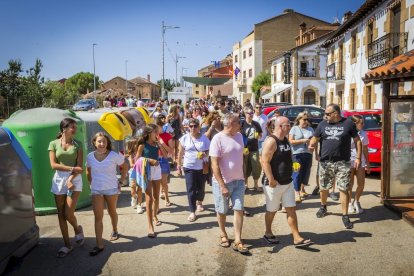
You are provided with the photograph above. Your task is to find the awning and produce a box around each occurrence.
[262,84,292,99]
[183,77,231,86]
[364,49,414,82]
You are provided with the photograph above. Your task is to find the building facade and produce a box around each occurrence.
[267,24,338,106]
[101,76,142,97]
[129,75,161,100]
[232,9,332,103]
[324,0,414,110]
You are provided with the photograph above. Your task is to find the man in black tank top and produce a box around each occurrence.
[261,116,313,248]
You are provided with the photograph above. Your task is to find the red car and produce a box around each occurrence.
[342,110,382,172]
[262,102,292,115]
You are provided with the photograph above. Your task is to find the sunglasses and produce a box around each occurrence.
[189,125,199,128]
[325,111,336,116]
[246,112,254,115]
[255,106,261,109]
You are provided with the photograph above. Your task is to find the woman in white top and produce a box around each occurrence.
[348,115,370,214]
[86,132,127,256]
[177,118,210,222]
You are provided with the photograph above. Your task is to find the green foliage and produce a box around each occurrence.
[251,71,271,100]
[157,78,177,92]
[64,72,100,105]
[44,81,66,108]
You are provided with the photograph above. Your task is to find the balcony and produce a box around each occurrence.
[237,78,247,88]
[368,32,408,69]
[299,69,316,78]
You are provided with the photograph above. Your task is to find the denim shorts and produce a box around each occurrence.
[159,157,170,174]
[91,188,120,196]
[212,179,245,214]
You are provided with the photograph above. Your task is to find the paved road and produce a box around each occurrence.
[4,164,414,276]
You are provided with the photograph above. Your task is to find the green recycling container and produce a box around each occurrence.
[3,108,91,215]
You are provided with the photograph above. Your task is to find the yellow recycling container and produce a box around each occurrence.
[136,107,152,124]
[98,112,132,141]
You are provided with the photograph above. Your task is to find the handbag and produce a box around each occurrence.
[190,135,209,174]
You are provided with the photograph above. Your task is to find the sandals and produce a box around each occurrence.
[187,213,196,222]
[263,234,280,244]
[75,225,84,245]
[196,204,204,212]
[294,239,314,248]
[165,201,172,207]
[109,231,119,241]
[154,220,162,226]
[89,246,104,256]
[232,242,249,254]
[219,234,230,248]
[147,232,157,238]
[56,246,73,258]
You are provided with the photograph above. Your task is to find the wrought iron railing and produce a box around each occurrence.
[299,69,316,77]
[368,32,408,69]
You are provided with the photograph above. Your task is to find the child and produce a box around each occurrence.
[86,132,127,256]
[125,138,144,214]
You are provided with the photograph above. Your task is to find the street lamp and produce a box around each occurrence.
[162,21,180,98]
[175,54,186,86]
[125,60,128,95]
[92,43,97,101]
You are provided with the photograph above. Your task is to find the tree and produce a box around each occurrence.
[251,71,271,100]
[20,59,49,109]
[44,80,66,108]
[0,60,24,117]
[65,72,100,104]
[157,78,177,92]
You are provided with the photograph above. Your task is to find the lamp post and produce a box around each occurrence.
[125,60,128,95]
[175,54,186,86]
[162,21,180,98]
[92,43,97,101]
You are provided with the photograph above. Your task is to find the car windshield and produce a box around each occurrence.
[363,114,382,130]
[78,100,92,104]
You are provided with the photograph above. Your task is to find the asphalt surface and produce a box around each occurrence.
[4,163,414,276]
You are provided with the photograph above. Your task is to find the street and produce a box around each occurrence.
[4,164,414,276]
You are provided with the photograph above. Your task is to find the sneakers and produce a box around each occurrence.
[329,192,339,201]
[342,215,353,229]
[348,202,356,214]
[354,201,364,214]
[316,206,327,218]
[131,197,137,209]
[136,205,144,214]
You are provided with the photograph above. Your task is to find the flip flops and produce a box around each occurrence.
[263,235,280,244]
[109,231,119,241]
[89,246,104,256]
[57,246,73,258]
[294,239,314,248]
[147,233,157,238]
[75,225,84,245]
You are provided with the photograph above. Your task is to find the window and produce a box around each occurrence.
[243,71,246,79]
[195,91,199,94]
[351,33,357,59]
[309,108,323,118]
[365,86,372,109]
[367,22,374,45]
[235,54,238,63]
[304,89,316,105]
[273,65,277,82]
[350,88,355,109]
[337,90,343,109]
[249,47,252,57]
[248,69,252,78]
[243,50,246,59]
[195,84,199,87]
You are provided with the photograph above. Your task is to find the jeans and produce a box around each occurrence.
[292,153,313,192]
[184,168,206,212]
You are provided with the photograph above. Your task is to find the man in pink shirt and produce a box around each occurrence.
[210,113,249,254]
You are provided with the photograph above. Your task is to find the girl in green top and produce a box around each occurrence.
[48,118,84,258]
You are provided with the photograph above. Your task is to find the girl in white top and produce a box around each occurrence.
[86,132,127,256]
[348,115,371,214]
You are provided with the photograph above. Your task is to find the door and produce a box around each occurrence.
[391,5,401,57]
[304,90,316,105]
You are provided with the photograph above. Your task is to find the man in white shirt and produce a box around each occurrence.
[253,103,268,154]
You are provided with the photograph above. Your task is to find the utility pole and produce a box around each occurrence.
[125,60,128,95]
[93,43,97,101]
[162,21,180,98]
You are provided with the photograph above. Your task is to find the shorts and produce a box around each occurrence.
[150,164,162,181]
[91,188,120,196]
[212,179,245,214]
[159,157,170,174]
[258,140,264,154]
[243,151,262,180]
[264,183,295,212]
[350,158,367,168]
[51,170,82,195]
[319,161,351,192]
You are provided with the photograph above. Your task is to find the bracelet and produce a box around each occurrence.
[70,167,74,173]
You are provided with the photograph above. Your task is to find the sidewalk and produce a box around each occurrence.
[4,164,414,275]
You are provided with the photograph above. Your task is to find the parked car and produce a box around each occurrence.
[72,99,99,111]
[262,102,292,115]
[267,105,325,129]
[342,110,382,173]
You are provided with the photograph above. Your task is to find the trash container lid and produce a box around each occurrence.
[4,108,81,128]
[0,127,32,170]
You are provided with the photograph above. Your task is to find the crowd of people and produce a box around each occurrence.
[48,98,371,257]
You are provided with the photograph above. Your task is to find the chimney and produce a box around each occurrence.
[299,22,307,45]
[342,11,353,23]
[147,74,150,82]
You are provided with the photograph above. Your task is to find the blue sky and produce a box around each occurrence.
[0,0,364,83]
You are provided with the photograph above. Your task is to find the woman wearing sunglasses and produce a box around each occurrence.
[289,112,314,203]
[177,118,210,222]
